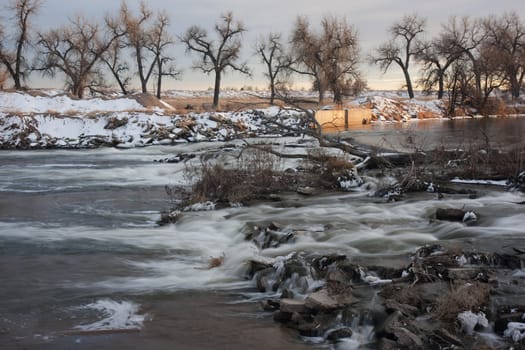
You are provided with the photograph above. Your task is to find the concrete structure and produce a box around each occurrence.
[315,108,372,131]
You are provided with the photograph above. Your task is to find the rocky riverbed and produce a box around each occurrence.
[241,220,525,349]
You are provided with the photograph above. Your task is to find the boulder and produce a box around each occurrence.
[326,327,353,341]
[297,186,315,195]
[435,208,477,223]
[305,288,354,311]
[280,299,308,314]
[435,208,467,221]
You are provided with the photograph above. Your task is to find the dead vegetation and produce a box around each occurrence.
[185,147,286,205]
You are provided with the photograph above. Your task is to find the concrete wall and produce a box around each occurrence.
[315,108,372,130]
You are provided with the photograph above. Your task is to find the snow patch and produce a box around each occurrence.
[0,91,146,114]
[504,322,525,342]
[462,211,477,223]
[457,311,488,335]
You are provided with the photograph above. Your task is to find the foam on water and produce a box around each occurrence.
[74,299,147,331]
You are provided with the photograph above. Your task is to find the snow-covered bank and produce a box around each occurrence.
[0,107,305,149]
[0,91,148,114]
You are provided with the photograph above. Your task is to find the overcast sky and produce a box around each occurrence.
[20,0,525,90]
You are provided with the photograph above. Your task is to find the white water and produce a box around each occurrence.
[1,141,524,348]
[74,299,147,331]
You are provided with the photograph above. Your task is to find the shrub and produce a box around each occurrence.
[185,146,291,205]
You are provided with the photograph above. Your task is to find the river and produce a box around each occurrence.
[340,115,525,152]
[0,120,524,349]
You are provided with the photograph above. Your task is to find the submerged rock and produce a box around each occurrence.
[325,327,353,341]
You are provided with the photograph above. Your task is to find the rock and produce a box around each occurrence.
[447,268,485,281]
[280,299,308,314]
[305,288,354,311]
[290,312,307,325]
[432,328,464,347]
[261,299,280,311]
[435,208,478,223]
[494,308,525,334]
[325,327,353,341]
[378,338,401,350]
[383,299,419,317]
[104,116,128,129]
[256,267,276,292]
[435,208,467,221]
[249,256,274,274]
[395,327,424,348]
[375,310,403,339]
[297,186,315,195]
[273,310,293,323]
[297,323,324,337]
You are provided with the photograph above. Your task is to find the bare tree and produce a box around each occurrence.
[440,17,485,104]
[290,15,361,104]
[147,13,179,99]
[255,33,289,105]
[483,12,525,99]
[119,1,153,94]
[36,15,118,98]
[371,14,425,99]
[0,0,42,90]
[440,16,506,112]
[416,34,461,99]
[181,12,250,108]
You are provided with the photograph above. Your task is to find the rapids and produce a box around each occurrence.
[0,135,524,349]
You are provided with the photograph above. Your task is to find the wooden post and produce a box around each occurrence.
[344,109,349,129]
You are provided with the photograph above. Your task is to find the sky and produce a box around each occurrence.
[6,0,525,91]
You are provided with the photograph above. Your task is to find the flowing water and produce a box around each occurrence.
[340,115,525,152]
[1,120,524,349]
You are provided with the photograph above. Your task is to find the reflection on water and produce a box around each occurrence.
[328,116,525,152]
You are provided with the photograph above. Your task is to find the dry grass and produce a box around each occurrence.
[162,96,274,113]
[184,147,290,205]
[434,282,491,323]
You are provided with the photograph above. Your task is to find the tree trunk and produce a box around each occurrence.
[109,68,128,95]
[156,59,162,100]
[402,67,414,99]
[437,73,444,100]
[2,62,19,90]
[136,47,147,94]
[213,70,221,109]
[13,74,21,90]
[73,81,84,99]
[509,74,520,99]
[333,87,342,104]
[269,77,275,105]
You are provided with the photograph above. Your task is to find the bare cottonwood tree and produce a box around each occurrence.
[119,1,153,94]
[0,0,42,90]
[36,15,118,98]
[147,13,179,99]
[290,15,361,104]
[255,33,289,105]
[440,16,505,112]
[483,12,525,99]
[371,14,426,99]
[416,34,461,99]
[181,12,250,108]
